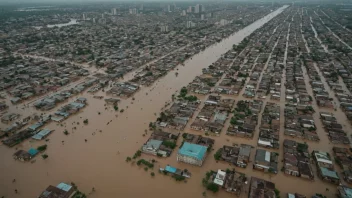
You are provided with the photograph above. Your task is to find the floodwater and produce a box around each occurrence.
[33,19,79,30]
[2,5,349,198]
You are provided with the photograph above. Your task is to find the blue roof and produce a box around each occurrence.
[28,122,43,131]
[56,183,72,192]
[165,165,177,173]
[32,129,52,140]
[28,148,38,156]
[178,142,207,160]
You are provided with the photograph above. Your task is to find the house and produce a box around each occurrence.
[253,149,278,173]
[32,129,53,140]
[218,144,251,168]
[142,139,163,156]
[39,182,75,198]
[287,193,306,198]
[283,140,314,179]
[337,185,352,198]
[223,170,247,196]
[312,150,340,184]
[13,150,32,161]
[248,177,276,198]
[177,142,207,166]
[213,169,226,186]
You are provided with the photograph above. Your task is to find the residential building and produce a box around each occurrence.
[38,182,75,198]
[112,8,117,15]
[248,177,276,198]
[337,185,352,198]
[312,150,340,184]
[177,142,207,166]
[186,21,196,28]
[253,149,278,173]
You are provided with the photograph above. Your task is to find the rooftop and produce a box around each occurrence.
[178,142,207,160]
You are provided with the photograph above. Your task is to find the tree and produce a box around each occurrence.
[37,145,47,152]
[206,183,219,193]
[214,150,222,161]
[114,105,118,111]
[42,154,49,159]
[151,172,155,177]
[83,119,88,124]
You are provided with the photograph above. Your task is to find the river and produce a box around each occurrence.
[3,5,334,198]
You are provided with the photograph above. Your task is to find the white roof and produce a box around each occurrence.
[258,139,272,147]
[265,151,271,162]
[213,169,226,186]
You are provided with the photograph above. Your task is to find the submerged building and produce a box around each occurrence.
[177,142,207,166]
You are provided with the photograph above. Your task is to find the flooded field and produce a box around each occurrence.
[2,5,350,198]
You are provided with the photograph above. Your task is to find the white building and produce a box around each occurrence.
[167,4,171,12]
[182,10,186,16]
[92,18,96,23]
[220,19,230,26]
[82,14,86,21]
[186,21,196,28]
[160,25,169,33]
[195,4,200,13]
[102,13,104,19]
[112,8,117,15]
[129,8,138,14]
[213,170,226,186]
[201,14,205,20]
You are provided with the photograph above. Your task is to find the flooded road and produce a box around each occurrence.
[0,5,323,198]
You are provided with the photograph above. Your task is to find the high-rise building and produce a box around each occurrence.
[83,14,86,20]
[93,18,96,23]
[181,10,186,16]
[220,19,229,26]
[195,4,200,13]
[160,25,169,32]
[201,14,205,20]
[187,6,192,13]
[102,13,104,19]
[167,5,171,12]
[201,4,205,12]
[112,8,117,15]
[140,4,144,11]
[129,8,138,14]
[186,21,196,28]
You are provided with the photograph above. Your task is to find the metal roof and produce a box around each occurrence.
[178,142,207,160]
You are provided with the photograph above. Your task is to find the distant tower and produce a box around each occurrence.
[112,8,117,15]
[83,14,86,20]
[102,13,104,19]
[93,18,96,23]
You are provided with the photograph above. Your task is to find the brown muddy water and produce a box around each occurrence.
[1,5,344,198]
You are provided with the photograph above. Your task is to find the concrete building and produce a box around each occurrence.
[129,8,137,15]
[186,21,196,28]
[82,14,86,21]
[160,25,169,33]
[195,4,204,13]
[201,14,205,20]
[220,19,230,26]
[177,142,207,166]
[182,10,186,16]
[112,8,117,15]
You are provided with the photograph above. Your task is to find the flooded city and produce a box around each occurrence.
[1,1,352,198]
